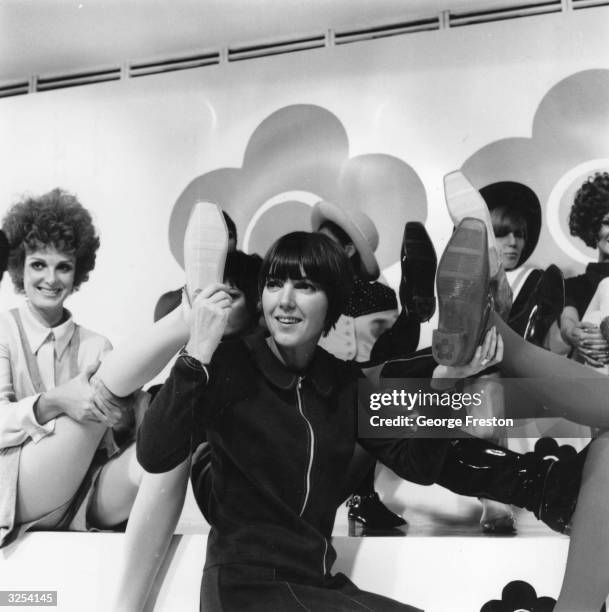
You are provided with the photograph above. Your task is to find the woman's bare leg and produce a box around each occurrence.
[96,306,188,398]
[495,313,609,608]
[112,459,190,612]
[16,416,107,523]
[555,431,609,612]
[15,309,185,523]
[495,314,609,427]
[88,443,144,528]
[102,205,227,610]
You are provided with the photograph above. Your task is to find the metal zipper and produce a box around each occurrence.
[296,377,329,578]
[296,376,315,516]
[322,537,328,576]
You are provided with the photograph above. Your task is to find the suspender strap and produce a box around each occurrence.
[68,326,81,379]
[9,309,81,393]
[10,309,46,394]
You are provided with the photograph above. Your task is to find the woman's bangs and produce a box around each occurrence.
[267,241,329,286]
[493,213,526,238]
[267,250,306,281]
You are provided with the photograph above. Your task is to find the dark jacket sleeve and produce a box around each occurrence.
[358,436,450,485]
[136,352,212,473]
[353,363,451,485]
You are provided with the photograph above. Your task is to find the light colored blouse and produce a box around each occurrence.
[0,302,111,449]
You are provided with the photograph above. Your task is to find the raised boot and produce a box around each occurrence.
[432,218,493,366]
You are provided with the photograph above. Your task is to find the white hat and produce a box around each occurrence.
[311,200,380,281]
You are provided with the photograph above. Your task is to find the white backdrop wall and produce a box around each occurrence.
[0,8,608,349]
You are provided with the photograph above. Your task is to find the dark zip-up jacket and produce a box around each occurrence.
[137,331,449,585]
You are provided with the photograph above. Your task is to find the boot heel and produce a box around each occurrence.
[432,329,466,366]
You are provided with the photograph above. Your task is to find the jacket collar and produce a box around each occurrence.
[20,302,75,358]
[243,330,336,397]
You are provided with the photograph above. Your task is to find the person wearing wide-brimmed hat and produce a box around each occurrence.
[311,200,398,363]
[311,200,407,531]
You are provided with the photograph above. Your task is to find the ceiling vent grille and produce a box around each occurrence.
[335,17,440,45]
[129,52,220,78]
[449,1,562,26]
[228,34,326,62]
[572,0,609,8]
[0,80,29,99]
[36,67,121,92]
[5,1,608,98]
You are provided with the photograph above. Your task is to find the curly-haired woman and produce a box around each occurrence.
[0,188,142,547]
[560,172,609,367]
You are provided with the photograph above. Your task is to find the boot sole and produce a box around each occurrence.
[184,202,229,303]
[433,218,490,366]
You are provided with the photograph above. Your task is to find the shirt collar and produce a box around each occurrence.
[242,330,336,397]
[20,302,75,357]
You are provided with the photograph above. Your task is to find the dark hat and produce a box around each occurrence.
[480,181,542,266]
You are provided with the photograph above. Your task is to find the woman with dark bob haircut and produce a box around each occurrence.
[137,231,502,611]
[0,188,145,548]
[561,172,609,367]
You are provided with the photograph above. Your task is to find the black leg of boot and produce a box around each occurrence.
[400,221,437,323]
[436,437,588,534]
[369,310,420,365]
[508,265,565,345]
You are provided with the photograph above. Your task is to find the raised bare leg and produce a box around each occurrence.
[16,416,107,523]
[106,203,228,611]
[555,431,609,612]
[112,459,190,612]
[88,442,144,528]
[95,203,228,398]
[495,313,609,427]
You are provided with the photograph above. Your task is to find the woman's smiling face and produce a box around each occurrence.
[262,275,328,356]
[23,247,75,324]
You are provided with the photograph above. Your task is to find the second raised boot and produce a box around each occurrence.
[508,264,565,345]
